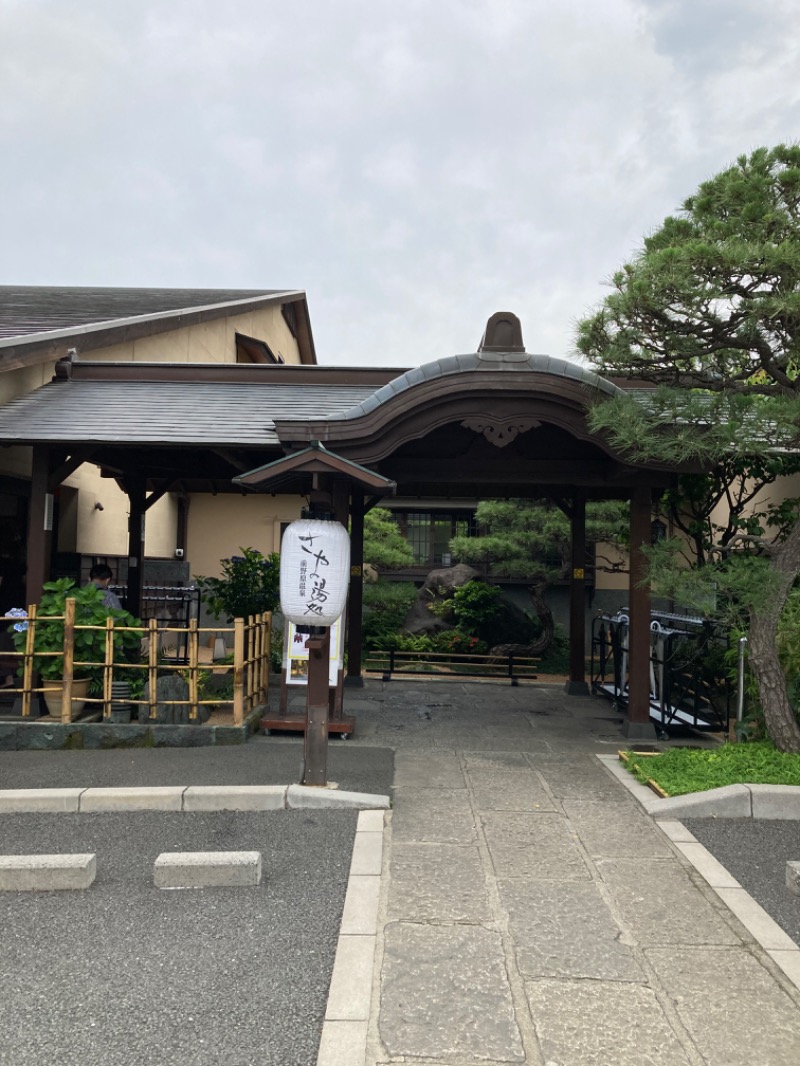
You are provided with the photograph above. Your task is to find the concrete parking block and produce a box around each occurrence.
[80,786,185,812]
[182,785,286,811]
[0,853,95,891]
[787,860,800,896]
[286,784,389,809]
[154,850,261,889]
[316,1020,367,1066]
[0,788,84,813]
[750,784,800,819]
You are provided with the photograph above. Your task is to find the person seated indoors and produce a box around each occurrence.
[88,564,123,611]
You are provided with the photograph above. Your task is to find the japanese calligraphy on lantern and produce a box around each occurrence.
[280,518,350,626]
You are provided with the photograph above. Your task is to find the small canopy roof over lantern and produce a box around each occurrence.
[280,518,350,627]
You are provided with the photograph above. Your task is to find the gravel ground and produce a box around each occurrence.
[0,738,394,797]
[683,818,800,946]
[0,810,360,1066]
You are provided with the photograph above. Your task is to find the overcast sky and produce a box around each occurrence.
[1,0,798,367]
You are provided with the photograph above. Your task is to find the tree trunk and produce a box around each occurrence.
[747,521,800,753]
[527,581,555,657]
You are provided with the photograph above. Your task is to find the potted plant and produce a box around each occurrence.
[9,578,141,719]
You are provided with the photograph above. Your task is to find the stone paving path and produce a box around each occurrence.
[343,679,800,1066]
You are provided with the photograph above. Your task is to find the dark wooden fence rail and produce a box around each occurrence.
[365,648,539,685]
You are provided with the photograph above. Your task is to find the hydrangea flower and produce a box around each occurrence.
[4,607,28,632]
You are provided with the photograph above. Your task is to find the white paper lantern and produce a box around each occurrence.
[280,518,351,626]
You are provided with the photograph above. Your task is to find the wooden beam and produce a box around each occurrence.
[625,485,656,738]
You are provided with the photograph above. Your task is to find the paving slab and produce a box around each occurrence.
[525,978,694,1066]
[499,879,644,982]
[387,842,491,923]
[465,767,555,811]
[599,858,742,945]
[480,810,591,880]
[646,946,800,1065]
[393,749,466,788]
[562,799,674,858]
[390,788,477,844]
[379,923,525,1062]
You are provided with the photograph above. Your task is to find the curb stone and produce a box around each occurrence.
[0,785,390,814]
[317,809,386,1066]
[600,756,800,995]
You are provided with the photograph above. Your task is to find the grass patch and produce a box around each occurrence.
[622,741,800,796]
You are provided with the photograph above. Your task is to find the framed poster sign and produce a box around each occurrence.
[283,617,343,687]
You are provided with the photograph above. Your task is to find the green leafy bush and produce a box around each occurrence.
[362,581,417,650]
[428,630,488,655]
[197,547,280,621]
[10,578,141,682]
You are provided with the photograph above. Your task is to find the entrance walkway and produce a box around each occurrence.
[340,678,800,1066]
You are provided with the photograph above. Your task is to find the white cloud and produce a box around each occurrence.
[0,0,798,365]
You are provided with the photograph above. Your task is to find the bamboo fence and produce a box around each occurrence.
[2,600,272,725]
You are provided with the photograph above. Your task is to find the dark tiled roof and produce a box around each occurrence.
[0,286,289,340]
[0,379,376,446]
[326,351,620,421]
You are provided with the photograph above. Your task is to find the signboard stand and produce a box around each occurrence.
[261,617,355,739]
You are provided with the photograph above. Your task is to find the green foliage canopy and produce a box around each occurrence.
[362,508,414,571]
[450,498,628,581]
[197,547,280,621]
[576,145,800,752]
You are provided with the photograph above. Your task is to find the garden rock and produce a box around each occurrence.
[139,674,210,725]
[404,564,480,635]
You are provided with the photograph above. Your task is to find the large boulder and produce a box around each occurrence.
[403,563,481,635]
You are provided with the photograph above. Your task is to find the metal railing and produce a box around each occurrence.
[590,609,731,732]
[1,600,271,725]
[365,648,539,685]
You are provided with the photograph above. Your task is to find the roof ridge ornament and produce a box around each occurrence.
[478,311,525,354]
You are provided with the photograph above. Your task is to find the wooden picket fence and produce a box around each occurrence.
[3,599,272,725]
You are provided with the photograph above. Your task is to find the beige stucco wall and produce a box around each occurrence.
[186,493,303,579]
[82,305,302,364]
[593,542,629,590]
[61,464,178,557]
[0,301,304,566]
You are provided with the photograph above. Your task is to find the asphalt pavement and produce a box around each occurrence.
[0,809,359,1066]
[684,818,800,945]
